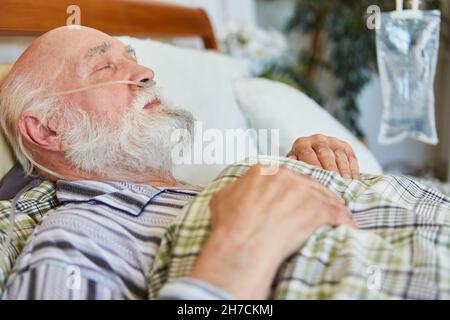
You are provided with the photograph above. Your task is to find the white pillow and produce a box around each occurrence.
[234,78,383,175]
[117,37,257,186]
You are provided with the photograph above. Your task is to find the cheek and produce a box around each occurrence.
[81,88,132,123]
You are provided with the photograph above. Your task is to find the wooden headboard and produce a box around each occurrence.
[0,0,217,49]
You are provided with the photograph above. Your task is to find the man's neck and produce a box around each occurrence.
[41,163,188,188]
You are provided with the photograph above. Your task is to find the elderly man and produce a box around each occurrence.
[0,26,358,299]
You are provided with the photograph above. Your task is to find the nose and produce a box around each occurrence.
[130,66,155,90]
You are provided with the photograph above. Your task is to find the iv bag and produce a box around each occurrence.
[376,10,441,145]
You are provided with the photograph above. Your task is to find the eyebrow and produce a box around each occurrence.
[125,45,137,61]
[79,42,137,78]
[85,41,112,60]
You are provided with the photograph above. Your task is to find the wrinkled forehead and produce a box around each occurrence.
[57,34,127,79]
[17,27,130,89]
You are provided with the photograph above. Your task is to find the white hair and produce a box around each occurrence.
[0,70,58,176]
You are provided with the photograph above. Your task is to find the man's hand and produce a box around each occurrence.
[287,134,360,179]
[189,164,357,299]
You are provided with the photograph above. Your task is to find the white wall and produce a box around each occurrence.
[159,0,257,32]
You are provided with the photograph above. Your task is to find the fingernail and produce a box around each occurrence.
[343,174,351,179]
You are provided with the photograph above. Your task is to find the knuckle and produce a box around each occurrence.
[312,134,326,141]
[329,210,339,225]
[329,137,340,145]
[322,208,336,225]
[313,141,328,149]
[317,147,330,156]
[348,154,358,163]
[294,137,309,148]
[341,169,351,176]
[210,191,221,205]
[345,145,357,156]
[298,148,315,158]
[252,163,264,170]
[335,148,346,156]
[276,167,292,178]
[249,163,264,174]
[342,142,352,149]
[336,205,347,215]
[337,207,350,220]
[244,165,266,182]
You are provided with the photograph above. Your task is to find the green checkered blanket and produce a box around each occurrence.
[0,181,58,293]
[148,156,450,299]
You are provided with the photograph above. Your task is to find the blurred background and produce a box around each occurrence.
[0,0,448,180]
[161,0,450,180]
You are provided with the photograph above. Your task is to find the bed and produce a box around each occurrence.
[0,0,217,49]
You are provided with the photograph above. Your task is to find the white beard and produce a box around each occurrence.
[58,87,194,177]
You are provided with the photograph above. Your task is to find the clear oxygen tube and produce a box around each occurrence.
[32,78,157,180]
[1,79,156,259]
[44,79,156,98]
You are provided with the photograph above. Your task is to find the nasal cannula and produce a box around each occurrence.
[1,79,157,258]
[44,79,156,98]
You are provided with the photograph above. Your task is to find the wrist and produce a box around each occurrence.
[189,229,283,299]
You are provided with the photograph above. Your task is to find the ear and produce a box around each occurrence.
[18,113,63,152]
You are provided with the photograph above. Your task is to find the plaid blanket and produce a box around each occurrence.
[148,156,450,299]
[0,181,58,294]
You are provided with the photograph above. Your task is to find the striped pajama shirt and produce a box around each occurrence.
[2,179,231,300]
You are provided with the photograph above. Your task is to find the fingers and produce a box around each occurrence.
[312,143,339,173]
[245,165,288,206]
[248,164,347,208]
[340,143,360,179]
[289,135,361,180]
[335,149,351,179]
[301,176,345,205]
[259,164,346,205]
[311,192,345,208]
[285,171,346,206]
[288,147,322,168]
[314,139,360,180]
[348,153,360,180]
[322,203,358,229]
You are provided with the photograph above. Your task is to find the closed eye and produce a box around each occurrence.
[96,64,112,72]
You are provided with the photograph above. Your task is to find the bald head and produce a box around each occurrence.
[11,26,137,94]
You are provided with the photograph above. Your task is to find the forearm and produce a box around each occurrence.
[188,229,282,299]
